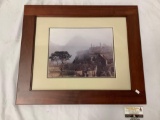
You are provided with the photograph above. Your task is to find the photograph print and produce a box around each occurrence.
[48,28,116,78]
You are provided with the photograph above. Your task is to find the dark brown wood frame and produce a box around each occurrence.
[16,5,146,104]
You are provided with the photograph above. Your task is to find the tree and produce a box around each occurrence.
[49,51,71,64]
[49,51,72,76]
[49,54,59,65]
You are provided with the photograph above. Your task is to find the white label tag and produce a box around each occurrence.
[125,107,143,118]
[135,89,140,94]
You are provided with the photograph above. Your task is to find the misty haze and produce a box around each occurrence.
[48,28,116,78]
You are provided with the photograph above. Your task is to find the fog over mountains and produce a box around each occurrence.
[49,36,113,62]
[49,28,114,62]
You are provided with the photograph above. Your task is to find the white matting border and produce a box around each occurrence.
[32,17,131,90]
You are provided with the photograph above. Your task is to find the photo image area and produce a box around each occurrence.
[48,28,116,78]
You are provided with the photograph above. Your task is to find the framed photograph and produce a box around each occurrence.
[16,5,146,104]
[48,27,116,78]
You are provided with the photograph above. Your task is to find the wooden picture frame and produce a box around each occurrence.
[16,5,146,104]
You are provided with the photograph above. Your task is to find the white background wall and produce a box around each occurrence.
[0,0,160,120]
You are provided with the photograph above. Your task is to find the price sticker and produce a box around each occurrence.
[125,107,143,119]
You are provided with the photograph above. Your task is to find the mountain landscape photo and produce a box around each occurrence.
[48,28,116,78]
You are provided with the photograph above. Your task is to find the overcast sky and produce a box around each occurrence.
[49,28,113,62]
[50,28,113,46]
